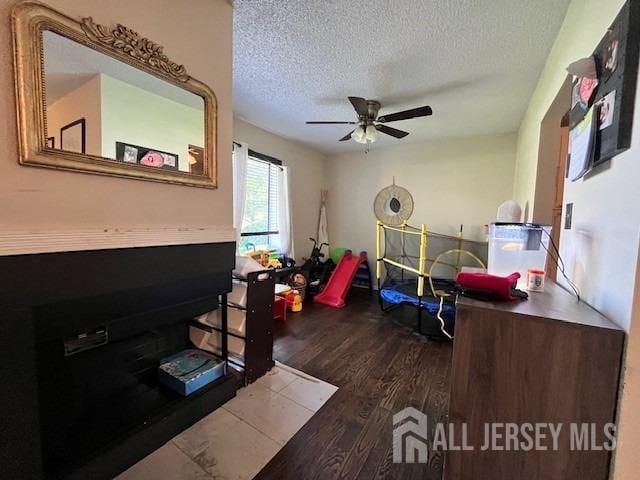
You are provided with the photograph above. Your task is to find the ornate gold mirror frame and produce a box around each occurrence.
[11,1,217,188]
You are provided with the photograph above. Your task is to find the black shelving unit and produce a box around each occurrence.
[191,269,275,385]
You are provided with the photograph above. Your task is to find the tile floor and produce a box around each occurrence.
[116,362,338,480]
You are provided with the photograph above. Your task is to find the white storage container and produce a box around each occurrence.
[228,281,248,308]
[488,223,552,289]
[194,307,246,336]
[189,325,245,358]
[233,256,264,279]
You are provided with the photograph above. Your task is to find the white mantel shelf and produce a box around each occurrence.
[0,226,236,256]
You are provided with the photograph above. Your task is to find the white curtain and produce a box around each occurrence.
[276,166,294,258]
[232,141,249,252]
[317,190,329,257]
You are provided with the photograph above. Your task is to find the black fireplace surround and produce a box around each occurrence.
[0,242,238,479]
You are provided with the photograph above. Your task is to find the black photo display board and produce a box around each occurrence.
[570,0,640,168]
[115,141,179,171]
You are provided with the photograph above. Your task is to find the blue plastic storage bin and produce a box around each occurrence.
[158,349,225,396]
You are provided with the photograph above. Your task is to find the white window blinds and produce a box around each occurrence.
[239,156,282,253]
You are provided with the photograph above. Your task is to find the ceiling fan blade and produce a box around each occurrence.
[348,96,369,117]
[377,105,433,123]
[306,121,356,124]
[339,131,354,141]
[375,124,409,139]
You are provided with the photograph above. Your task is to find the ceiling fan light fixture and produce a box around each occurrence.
[365,124,377,143]
[351,125,367,143]
[306,97,431,143]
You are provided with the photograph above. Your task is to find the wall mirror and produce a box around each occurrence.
[12,1,217,188]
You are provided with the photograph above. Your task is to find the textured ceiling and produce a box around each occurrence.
[233,0,570,154]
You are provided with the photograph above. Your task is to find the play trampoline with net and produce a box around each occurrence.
[375,222,488,339]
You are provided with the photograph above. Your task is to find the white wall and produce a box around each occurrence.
[47,74,102,156]
[233,118,327,261]
[559,117,640,332]
[512,0,639,332]
[513,0,626,211]
[325,133,517,274]
[100,74,204,171]
[615,243,640,479]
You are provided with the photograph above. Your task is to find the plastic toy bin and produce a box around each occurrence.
[488,223,552,289]
[158,349,225,396]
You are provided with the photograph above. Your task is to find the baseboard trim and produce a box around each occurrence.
[0,226,236,256]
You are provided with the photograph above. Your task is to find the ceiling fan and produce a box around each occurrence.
[306,96,433,144]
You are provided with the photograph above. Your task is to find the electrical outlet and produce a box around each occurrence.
[564,203,573,230]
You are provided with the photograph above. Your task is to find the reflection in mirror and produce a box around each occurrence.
[42,30,205,174]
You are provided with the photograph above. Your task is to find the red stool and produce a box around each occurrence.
[273,295,287,321]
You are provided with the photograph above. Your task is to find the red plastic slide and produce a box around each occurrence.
[314,250,367,308]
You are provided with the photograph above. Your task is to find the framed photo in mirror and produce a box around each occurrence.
[115,142,179,171]
[60,118,86,154]
[188,145,205,175]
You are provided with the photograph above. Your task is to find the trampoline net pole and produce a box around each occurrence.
[376,221,382,281]
[401,221,406,282]
[417,224,427,298]
[376,221,383,308]
[456,224,463,274]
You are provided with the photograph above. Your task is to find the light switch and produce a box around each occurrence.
[564,203,573,230]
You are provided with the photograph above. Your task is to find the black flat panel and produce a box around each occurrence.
[0,242,235,308]
[0,308,43,479]
[33,276,227,343]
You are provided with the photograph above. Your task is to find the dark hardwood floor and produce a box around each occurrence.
[256,289,452,480]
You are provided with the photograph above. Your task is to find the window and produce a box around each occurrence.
[239,153,282,253]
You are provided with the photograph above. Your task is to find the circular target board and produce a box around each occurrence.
[373,184,414,225]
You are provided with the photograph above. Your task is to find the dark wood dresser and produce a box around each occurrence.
[446,281,625,480]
